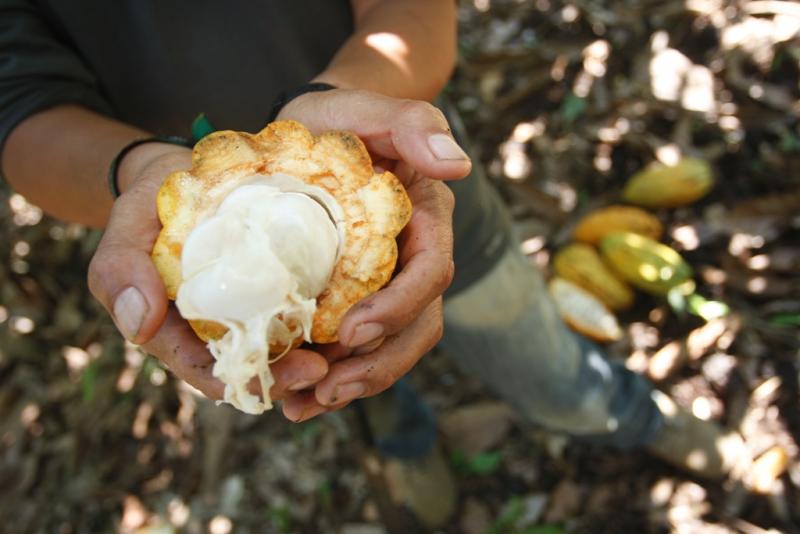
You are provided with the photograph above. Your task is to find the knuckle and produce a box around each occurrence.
[431,315,444,345]
[426,179,456,214]
[86,257,101,298]
[399,100,440,124]
[374,368,400,395]
[433,254,455,292]
[443,260,456,289]
[87,250,114,302]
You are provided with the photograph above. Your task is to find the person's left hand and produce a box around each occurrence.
[271,88,470,421]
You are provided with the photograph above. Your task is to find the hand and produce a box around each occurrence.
[275,89,467,421]
[87,145,331,402]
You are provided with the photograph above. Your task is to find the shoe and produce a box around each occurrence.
[360,380,457,529]
[646,390,749,479]
[382,444,457,529]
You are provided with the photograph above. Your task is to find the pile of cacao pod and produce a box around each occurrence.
[548,157,714,342]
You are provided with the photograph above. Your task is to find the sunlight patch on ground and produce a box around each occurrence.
[167,497,190,528]
[671,224,700,251]
[691,397,713,420]
[9,315,34,334]
[729,232,766,256]
[8,193,42,226]
[209,515,233,534]
[121,495,149,532]
[117,344,145,392]
[473,0,490,12]
[649,31,716,115]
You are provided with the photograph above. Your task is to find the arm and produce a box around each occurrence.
[0,0,187,228]
[2,105,187,228]
[314,0,458,101]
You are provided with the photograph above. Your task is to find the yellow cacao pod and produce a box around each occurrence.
[600,232,693,295]
[573,205,663,244]
[548,277,623,343]
[553,243,634,311]
[622,158,713,208]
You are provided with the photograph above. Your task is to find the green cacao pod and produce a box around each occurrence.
[600,232,692,295]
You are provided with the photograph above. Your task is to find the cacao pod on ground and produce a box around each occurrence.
[600,231,693,295]
[548,277,623,343]
[622,157,713,208]
[573,205,663,244]
[553,243,634,311]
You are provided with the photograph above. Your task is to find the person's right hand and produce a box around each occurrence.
[86,145,333,402]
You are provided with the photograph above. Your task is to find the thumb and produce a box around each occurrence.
[88,185,168,345]
[279,89,472,181]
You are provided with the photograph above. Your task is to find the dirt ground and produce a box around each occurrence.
[1,1,799,533]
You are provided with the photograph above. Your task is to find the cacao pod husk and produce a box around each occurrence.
[548,277,623,343]
[600,232,693,295]
[622,158,713,208]
[573,205,663,244]
[553,243,634,310]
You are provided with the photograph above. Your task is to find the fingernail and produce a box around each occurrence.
[292,405,327,423]
[329,382,367,405]
[113,287,148,341]
[282,399,303,421]
[348,322,384,348]
[428,133,469,161]
[353,336,385,356]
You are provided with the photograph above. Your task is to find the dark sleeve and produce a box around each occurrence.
[0,0,112,155]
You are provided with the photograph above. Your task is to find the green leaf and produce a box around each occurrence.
[779,130,800,153]
[667,286,687,317]
[768,313,800,327]
[489,496,524,534]
[81,360,98,403]
[191,113,216,142]
[686,294,730,321]
[267,506,292,533]
[470,451,503,474]
[451,450,504,476]
[318,479,333,510]
[291,420,321,444]
[560,93,586,124]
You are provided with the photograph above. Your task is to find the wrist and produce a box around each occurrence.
[116,142,192,194]
[271,82,338,123]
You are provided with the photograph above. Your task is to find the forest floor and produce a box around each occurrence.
[1,0,799,532]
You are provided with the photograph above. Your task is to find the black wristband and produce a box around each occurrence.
[267,82,337,123]
[108,135,193,198]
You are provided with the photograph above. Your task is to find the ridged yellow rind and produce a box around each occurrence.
[152,120,412,347]
[553,243,635,311]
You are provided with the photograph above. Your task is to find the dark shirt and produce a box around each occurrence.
[0,0,509,294]
[0,0,353,146]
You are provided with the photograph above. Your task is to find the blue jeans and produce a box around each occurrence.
[366,100,663,458]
